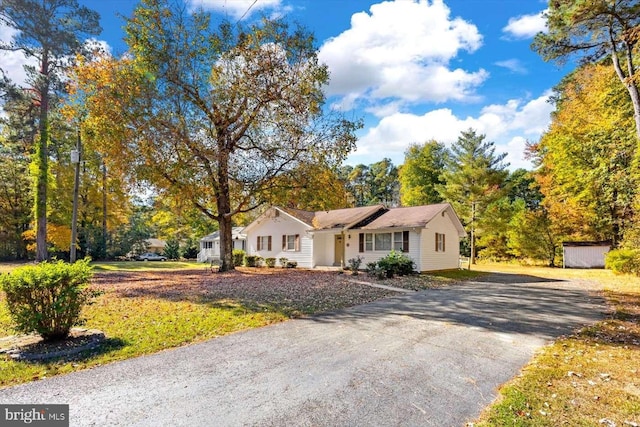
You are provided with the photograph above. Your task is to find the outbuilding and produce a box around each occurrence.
[562,241,611,269]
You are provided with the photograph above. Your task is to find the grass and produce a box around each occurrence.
[473,263,640,427]
[91,260,203,272]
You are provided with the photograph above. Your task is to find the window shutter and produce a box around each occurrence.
[282,235,286,250]
[442,234,445,252]
[435,233,438,252]
[403,231,409,252]
[257,236,261,251]
[268,236,272,251]
[359,233,364,253]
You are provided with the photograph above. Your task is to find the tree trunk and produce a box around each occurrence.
[610,36,640,140]
[216,146,235,272]
[101,158,107,258]
[35,49,50,262]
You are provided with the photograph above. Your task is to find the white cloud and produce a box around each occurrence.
[495,59,528,74]
[187,0,283,20]
[0,22,31,87]
[503,9,548,39]
[319,0,486,107]
[348,91,555,170]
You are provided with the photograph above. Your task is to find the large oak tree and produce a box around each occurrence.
[72,0,359,271]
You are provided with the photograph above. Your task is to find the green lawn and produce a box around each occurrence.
[473,263,640,426]
[91,260,204,272]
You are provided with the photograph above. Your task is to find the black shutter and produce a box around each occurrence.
[403,231,409,252]
[359,233,364,253]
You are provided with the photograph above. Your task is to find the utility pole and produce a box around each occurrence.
[70,128,81,263]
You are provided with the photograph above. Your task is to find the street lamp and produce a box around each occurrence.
[70,128,81,263]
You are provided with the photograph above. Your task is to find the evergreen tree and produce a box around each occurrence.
[437,129,509,264]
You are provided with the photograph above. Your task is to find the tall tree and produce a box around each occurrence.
[532,62,637,246]
[437,129,509,264]
[0,0,101,261]
[72,0,359,271]
[399,140,447,206]
[532,0,640,140]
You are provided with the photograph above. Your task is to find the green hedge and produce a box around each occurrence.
[0,259,100,341]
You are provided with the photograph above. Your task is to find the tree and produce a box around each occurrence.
[367,158,399,206]
[399,141,447,206]
[532,0,640,140]
[437,129,509,264]
[0,0,101,261]
[532,62,637,246]
[507,201,559,266]
[72,0,359,271]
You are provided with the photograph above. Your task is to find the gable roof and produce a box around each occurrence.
[358,204,466,237]
[242,203,465,236]
[311,205,385,230]
[201,227,246,241]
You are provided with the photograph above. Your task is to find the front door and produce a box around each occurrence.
[334,234,344,266]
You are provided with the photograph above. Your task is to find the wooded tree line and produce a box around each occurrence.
[0,0,639,268]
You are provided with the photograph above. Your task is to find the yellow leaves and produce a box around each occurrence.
[22,223,72,252]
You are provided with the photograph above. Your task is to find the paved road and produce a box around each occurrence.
[0,273,606,426]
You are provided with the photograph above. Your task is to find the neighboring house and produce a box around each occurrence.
[562,241,611,269]
[242,203,466,272]
[146,238,166,254]
[198,227,247,262]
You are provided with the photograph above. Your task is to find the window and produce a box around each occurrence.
[203,241,213,249]
[435,233,446,252]
[359,232,408,252]
[365,233,373,251]
[394,231,409,252]
[282,234,300,251]
[257,235,272,251]
[375,233,392,251]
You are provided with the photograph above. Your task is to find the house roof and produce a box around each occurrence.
[242,203,465,236]
[201,227,246,241]
[146,238,166,248]
[358,204,467,237]
[311,205,385,230]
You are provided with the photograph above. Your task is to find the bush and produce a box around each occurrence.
[286,261,297,268]
[232,250,246,267]
[0,259,100,341]
[265,258,276,268]
[278,257,288,267]
[244,255,259,267]
[605,248,640,275]
[347,256,364,275]
[367,250,415,279]
[181,238,199,259]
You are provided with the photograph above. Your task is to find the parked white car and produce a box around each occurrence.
[135,252,167,261]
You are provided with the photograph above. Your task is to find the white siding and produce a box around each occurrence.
[419,212,461,271]
[345,229,421,270]
[563,246,609,268]
[245,215,313,268]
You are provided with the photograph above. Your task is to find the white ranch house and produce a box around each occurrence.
[198,227,247,262]
[206,203,465,272]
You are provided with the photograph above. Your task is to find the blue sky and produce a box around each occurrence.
[1,0,570,170]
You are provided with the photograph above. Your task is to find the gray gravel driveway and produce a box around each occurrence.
[0,273,606,426]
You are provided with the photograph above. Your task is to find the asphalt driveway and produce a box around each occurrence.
[0,273,606,426]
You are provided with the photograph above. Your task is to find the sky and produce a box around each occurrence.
[0,0,571,171]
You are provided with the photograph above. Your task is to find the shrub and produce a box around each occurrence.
[0,259,100,341]
[181,238,199,259]
[278,257,288,267]
[232,250,246,267]
[286,261,297,268]
[265,258,276,268]
[244,255,259,267]
[368,250,415,279]
[347,256,364,275]
[605,248,640,275]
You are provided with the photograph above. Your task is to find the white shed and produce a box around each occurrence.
[562,241,611,269]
